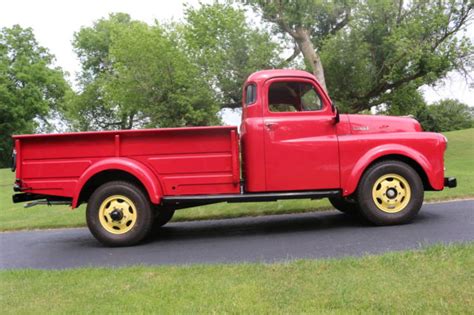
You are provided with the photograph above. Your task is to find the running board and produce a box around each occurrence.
[162,190,340,207]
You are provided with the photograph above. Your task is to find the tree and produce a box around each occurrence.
[106,22,220,127]
[0,25,68,167]
[68,13,219,130]
[181,3,282,109]
[243,0,473,113]
[68,13,142,130]
[379,84,427,116]
[415,99,473,132]
[242,0,353,91]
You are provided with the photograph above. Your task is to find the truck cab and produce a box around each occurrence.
[240,69,453,194]
[241,70,339,193]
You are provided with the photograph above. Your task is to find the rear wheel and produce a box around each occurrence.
[357,160,423,225]
[328,196,359,215]
[86,181,154,246]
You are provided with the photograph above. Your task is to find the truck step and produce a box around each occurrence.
[162,190,340,208]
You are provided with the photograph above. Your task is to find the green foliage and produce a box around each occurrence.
[182,3,282,108]
[379,84,427,116]
[415,99,473,132]
[0,25,68,167]
[74,13,132,84]
[241,0,353,90]
[68,14,219,130]
[243,0,473,113]
[242,0,353,48]
[106,21,220,127]
[65,14,135,130]
[322,0,473,112]
[67,5,284,128]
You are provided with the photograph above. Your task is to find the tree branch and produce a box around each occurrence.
[330,8,351,34]
[352,70,427,111]
[352,3,473,112]
[277,43,301,68]
[396,0,404,25]
[431,5,472,51]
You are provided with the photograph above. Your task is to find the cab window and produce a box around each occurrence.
[245,84,257,105]
[268,81,323,112]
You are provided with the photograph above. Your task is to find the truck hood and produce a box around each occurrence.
[344,114,422,134]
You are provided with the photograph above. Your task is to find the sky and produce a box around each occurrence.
[1,0,472,126]
[0,0,205,83]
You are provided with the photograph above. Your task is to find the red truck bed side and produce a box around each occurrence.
[13,126,240,206]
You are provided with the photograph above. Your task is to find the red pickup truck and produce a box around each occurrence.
[12,69,456,246]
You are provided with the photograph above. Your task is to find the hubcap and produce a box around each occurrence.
[386,188,397,199]
[110,209,123,221]
[98,195,137,234]
[372,173,411,213]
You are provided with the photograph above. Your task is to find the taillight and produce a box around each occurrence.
[11,149,16,172]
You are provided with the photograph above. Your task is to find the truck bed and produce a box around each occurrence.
[13,126,241,201]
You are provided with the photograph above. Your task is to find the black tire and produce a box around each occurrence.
[356,160,423,225]
[328,196,359,215]
[86,181,154,247]
[153,207,175,228]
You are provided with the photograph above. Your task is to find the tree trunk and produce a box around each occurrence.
[293,27,327,92]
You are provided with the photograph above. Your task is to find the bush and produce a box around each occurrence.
[415,99,473,132]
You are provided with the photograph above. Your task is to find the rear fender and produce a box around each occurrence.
[343,144,437,196]
[72,158,163,208]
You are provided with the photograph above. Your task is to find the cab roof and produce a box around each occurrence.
[246,69,317,83]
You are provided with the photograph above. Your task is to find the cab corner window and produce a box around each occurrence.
[268,81,323,113]
[245,84,257,106]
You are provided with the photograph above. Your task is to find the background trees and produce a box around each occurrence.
[0,25,68,167]
[182,3,282,109]
[0,1,473,167]
[415,99,473,132]
[67,13,136,131]
[69,13,221,130]
[241,0,354,91]
[67,4,281,130]
[243,0,473,113]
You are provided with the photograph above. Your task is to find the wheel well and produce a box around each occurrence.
[78,170,149,206]
[365,154,433,190]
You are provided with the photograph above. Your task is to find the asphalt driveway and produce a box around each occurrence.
[1,200,473,269]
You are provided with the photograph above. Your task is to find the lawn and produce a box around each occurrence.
[1,243,473,313]
[1,128,472,231]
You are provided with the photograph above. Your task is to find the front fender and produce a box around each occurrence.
[72,157,163,208]
[342,144,437,196]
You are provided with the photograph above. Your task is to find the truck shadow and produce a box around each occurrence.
[144,210,436,244]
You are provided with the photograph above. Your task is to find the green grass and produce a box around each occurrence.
[425,128,474,200]
[1,128,472,231]
[1,243,473,313]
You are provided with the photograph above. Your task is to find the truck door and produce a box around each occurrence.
[263,77,340,191]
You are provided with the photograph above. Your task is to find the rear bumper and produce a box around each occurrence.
[12,193,45,203]
[444,177,457,188]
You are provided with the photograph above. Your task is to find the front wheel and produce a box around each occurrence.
[356,160,424,225]
[86,181,154,247]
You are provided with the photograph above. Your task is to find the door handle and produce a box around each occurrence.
[265,122,277,130]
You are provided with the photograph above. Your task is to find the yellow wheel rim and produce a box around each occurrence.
[98,195,137,235]
[372,173,411,213]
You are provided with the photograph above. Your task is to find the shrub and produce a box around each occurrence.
[415,99,473,132]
